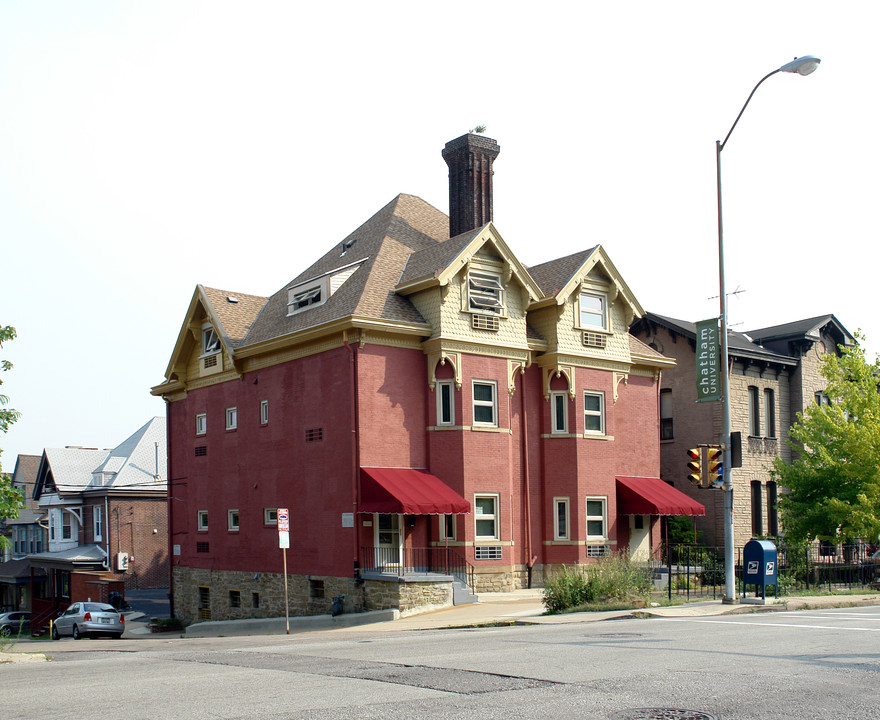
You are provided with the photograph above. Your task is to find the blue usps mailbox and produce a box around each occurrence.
[743,539,778,600]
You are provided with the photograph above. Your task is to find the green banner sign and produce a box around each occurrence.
[695,318,721,403]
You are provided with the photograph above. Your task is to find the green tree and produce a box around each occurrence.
[771,332,880,543]
[1,324,24,522]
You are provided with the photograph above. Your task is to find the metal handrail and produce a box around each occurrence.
[360,546,475,593]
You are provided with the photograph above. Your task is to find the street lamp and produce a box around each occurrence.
[716,55,821,603]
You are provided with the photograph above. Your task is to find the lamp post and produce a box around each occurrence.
[716,55,820,603]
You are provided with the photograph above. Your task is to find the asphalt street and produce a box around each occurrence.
[3,605,878,720]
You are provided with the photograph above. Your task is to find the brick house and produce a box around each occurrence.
[152,133,703,625]
[630,313,854,548]
[27,418,168,627]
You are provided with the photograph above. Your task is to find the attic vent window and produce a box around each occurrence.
[203,354,218,368]
[582,332,606,348]
[195,445,207,457]
[287,280,327,316]
[472,315,499,332]
[468,272,504,315]
[203,327,221,355]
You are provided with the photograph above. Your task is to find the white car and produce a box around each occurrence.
[52,602,125,640]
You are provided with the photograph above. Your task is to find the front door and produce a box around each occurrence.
[628,514,651,561]
[375,514,402,568]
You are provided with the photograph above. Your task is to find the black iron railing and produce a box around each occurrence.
[652,541,879,599]
[360,546,475,593]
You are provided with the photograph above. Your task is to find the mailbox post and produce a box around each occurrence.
[742,539,778,602]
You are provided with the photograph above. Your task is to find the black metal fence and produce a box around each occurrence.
[359,546,475,592]
[654,542,880,599]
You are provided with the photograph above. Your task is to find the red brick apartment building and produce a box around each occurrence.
[152,133,703,624]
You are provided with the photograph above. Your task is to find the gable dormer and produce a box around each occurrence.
[397,223,542,347]
[151,285,267,398]
[527,245,644,363]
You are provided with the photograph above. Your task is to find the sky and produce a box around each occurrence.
[2,1,878,464]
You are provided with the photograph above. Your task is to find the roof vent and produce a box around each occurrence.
[227,296,239,304]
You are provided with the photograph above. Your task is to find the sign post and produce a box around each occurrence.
[278,508,290,634]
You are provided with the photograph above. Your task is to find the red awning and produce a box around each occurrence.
[616,476,705,516]
[359,467,471,515]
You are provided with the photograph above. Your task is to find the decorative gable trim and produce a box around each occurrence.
[547,245,643,326]
[398,223,542,304]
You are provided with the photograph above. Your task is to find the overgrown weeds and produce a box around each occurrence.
[543,554,653,614]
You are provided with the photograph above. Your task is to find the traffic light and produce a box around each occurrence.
[706,446,723,487]
[687,447,703,486]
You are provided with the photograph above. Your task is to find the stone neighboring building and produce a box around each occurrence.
[630,313,854,548]
[152,133,704,626]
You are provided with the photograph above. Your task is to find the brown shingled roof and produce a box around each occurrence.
[527,247,598,298]
[201,286,268,348]
[242,194,448,347]
[398,226,484,286]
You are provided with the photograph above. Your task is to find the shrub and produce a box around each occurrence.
[543,554,653,613]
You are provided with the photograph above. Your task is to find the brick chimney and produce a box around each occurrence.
[442,133,500,238]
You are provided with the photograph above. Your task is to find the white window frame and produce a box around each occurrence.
[50,509,57,541]
[197,510,208,531]
[474,493,500,540]
[202,325,221,355]
[550,391,568,434]
[228,509,240,532]
[553,497,570,541]
[578,291,608,331]
[196,413,207,436]
[440,514,457,541]
[467,271,504,315]
[436,380,455,426]
[585,496,607,541]
[472,380,498,427]
[584,391,605,435]
[93,506,103,542]
[264,508,278,525]
[61,510,73,540]
[287,279,328,315]
[260,400,269,425]
[226,407,238,430]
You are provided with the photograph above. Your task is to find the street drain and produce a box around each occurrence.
[612,710,716,720]
[595,632,645,638]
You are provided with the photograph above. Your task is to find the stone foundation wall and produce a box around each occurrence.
[172,567,457,625]
[471,565,532,593]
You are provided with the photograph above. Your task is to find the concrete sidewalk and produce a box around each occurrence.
[176,589,880,637]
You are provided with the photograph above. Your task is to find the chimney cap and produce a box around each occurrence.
[442,133,500,159]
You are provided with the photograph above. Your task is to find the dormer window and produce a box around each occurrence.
[468,272,504,315]
[202,326,221,355]
[292,286,322,309]
[579,292,607,331]
[287,280,328,316]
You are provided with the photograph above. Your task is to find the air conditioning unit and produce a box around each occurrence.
[582,332,606,349]
[472,315,499,332]
[116,552,129,571]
